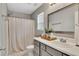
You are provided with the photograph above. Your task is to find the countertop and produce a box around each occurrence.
[33,37,79,56]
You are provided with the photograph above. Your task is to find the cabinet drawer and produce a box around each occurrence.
[41,43,45,50]
[46,46,62,56]
[41,49,50,56]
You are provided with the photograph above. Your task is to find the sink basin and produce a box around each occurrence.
[57,36,76,46]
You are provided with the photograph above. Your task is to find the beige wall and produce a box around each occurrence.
[0,3,7,16]
[0,3,7,53]
[31,3,49,35]
[31,3,72,35]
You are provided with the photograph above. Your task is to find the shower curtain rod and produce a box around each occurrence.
[8,16,27,19]
[1,15,23,18]
[1,15,33,20]
[8,16,33,20]
[1,15,22,21]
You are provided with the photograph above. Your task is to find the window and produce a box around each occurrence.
[37,12,44,31]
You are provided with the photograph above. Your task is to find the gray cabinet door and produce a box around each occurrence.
[46,46,62,56]
[41,49,50,56]
[34,46,39,56]
[41,43,45,50]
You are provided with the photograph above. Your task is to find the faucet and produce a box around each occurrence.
[60,38,66,43]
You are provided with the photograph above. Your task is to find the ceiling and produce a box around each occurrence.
[7,3,43,14]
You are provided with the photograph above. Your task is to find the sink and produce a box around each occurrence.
[57,36,76,46]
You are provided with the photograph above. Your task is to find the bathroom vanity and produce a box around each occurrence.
[33,37,79,56]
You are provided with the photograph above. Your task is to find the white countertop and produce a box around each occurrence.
[34,37,79,56]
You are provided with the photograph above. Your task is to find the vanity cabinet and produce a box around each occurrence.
[33,40,39,56]
[46,46,62,56]
[41,49,50,56]
[33,46,39,56]
[34,40,69,56]
[40,43,46,50]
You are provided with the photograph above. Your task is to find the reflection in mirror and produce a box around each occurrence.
[48,5,75,38]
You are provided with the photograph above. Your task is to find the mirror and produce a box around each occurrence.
[48,5,75,38]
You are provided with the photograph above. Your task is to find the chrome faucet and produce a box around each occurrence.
[60,38,66,43]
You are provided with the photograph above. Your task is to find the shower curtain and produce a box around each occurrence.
[7,17,35,55]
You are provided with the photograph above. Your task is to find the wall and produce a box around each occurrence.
[0,3,7,16]
[0,3,8,55]
[31,3,72,35]
[32,3,78,37]
[31,3,49,35]
[8,11,31,19]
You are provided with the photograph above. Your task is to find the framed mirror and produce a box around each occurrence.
[48,5,75,38]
